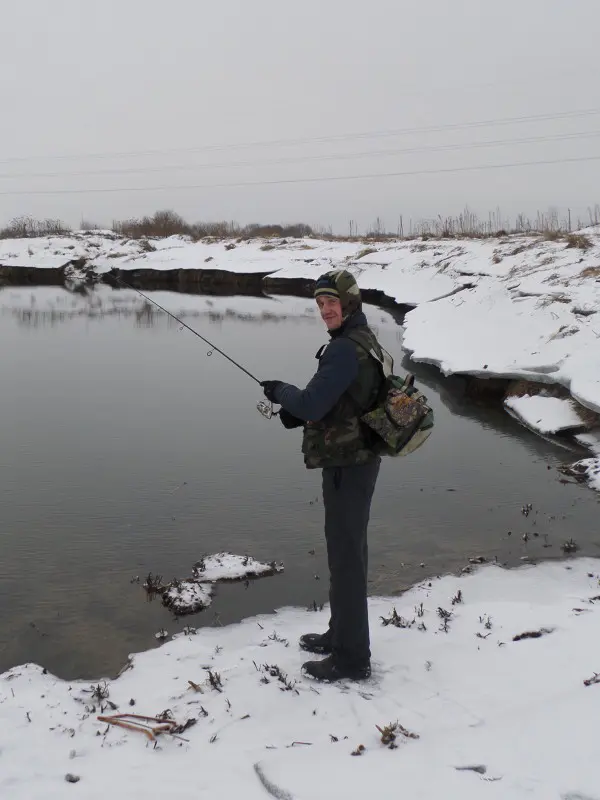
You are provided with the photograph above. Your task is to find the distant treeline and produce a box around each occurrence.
[1,205,599,241]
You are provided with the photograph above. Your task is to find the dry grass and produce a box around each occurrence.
[580,266,600,278]
[565,233,592,250]
[407,205,597,239]
[376,721,419,747]
[535,294,572,309]
[504,380,571,405]
[575,403,600,429]
[548,324,580,340]
[543,230,563,242]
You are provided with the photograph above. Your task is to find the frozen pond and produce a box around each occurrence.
[1,286,598,678]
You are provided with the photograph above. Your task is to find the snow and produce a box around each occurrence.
[353,259,470,305]
[161,581,213,615]
[143,554,285,614]
[0,233,357,275]
[402,279,594,382]
[566,434,600,491]
[576,432,600,453]
[567,458,600,491]
[504,394,586,434]
[0,233,134,269]
[398,232,600,420]
[570,368,600,417]
[2,558,600,799]
[193,553,285,582]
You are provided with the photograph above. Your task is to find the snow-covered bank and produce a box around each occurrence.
[504,394,589,435]
[1,228,598,389]
[2,227,599,481]
[401,279,600,414]
[565,433,600,493]
[2,558,600,799]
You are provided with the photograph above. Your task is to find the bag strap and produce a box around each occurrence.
[346,331,394,378]
[347,331,418,393]
[342,331,387,420]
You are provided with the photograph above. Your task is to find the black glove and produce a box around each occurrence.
[260,380,282,403]
[279,408,304,430]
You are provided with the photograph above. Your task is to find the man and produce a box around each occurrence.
[261,269,384,682]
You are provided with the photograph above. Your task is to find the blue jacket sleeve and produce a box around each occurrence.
[273,338,359,422]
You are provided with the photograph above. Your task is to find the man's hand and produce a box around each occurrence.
[260,380,282,403]
[279,408,304,429]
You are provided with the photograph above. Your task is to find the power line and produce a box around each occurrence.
[1,154,599,196]
[2,129,600,180]
[2,107,600,165]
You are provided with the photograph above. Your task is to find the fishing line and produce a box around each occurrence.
[112,274,259,382]
[110,274,275,418]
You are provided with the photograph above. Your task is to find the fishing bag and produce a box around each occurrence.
[347,333,434,457]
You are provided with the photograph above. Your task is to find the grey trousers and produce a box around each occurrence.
[322,458,381,665]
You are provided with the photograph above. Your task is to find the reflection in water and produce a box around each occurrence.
[6,305,320,328]
[1,286,599,680]
[1,285,318,329]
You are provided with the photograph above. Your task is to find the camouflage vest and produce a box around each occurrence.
[302,326,383,469]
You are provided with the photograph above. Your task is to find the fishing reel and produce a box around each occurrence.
[257,400,278,420]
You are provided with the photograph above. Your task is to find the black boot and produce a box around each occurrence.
[302,654,371,682]
[299,630,333,655]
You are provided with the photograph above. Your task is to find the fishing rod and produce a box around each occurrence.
[110,273,276,419]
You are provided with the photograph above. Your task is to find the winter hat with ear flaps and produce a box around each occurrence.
[313,269,362,318]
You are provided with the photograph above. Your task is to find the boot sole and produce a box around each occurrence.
[301,667,372,683]
[299,642,332,655]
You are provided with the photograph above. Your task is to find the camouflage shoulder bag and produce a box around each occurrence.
[347,332,434,457]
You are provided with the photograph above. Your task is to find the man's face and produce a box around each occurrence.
[317,295,343,330]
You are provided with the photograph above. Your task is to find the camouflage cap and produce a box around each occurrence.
[313,269,362,318]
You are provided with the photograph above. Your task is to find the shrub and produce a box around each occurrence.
[242,223,313,238]
[110,214,315,241]
[0,215,71,239]
[112,210,192,239]
[191,221,237,239]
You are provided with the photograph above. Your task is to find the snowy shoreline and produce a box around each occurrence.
[1,228,598,402]
[2,557,600,799]
[2,228,599,488]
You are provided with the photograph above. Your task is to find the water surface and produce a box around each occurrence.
[1,286,598,679]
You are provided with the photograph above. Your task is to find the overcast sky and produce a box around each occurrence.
[1,0,599,233]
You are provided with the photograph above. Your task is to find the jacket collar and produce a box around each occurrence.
[329,309,367,339]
